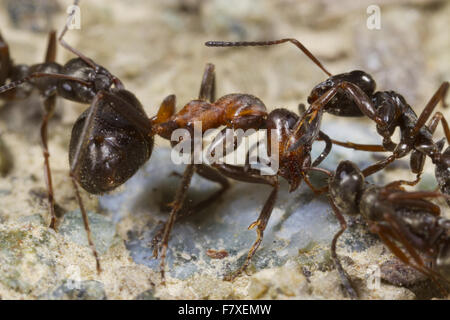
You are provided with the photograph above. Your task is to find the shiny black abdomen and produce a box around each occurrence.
[69,89,153,194]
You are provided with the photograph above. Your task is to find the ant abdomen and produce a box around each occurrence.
[69,89,153,194]
[215,93,267,130]
[308,70,376,117]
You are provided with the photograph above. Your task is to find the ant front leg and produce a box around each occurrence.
[312,131,332,167]
[199,63,216,102]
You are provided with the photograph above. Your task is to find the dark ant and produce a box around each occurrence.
[0,1,154,273]
[205,39,449,193]
[305,161,450,298]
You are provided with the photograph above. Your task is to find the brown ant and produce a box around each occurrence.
[150,50,350,280]
[306,161,450,298]
[205,39,450,193]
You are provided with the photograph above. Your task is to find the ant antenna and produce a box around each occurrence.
[205,38,332,77]
[58,0,96,69]
[0,73,91,94]
[58,0,124,89]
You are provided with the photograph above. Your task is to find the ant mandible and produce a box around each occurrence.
[205,39,450,193]
[306,161,450,298]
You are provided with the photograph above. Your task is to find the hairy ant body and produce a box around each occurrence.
[206,39,449,192]
[308,161,450,298]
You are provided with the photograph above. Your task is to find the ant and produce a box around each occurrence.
[305,161,450,299]
[205,39,450,193]
[0,1,155,273]
[151,39,363,281]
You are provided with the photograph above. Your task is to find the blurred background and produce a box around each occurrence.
[0,0,449,299]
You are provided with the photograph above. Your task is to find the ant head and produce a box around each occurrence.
[69,89,153,194]
[436,240,450,282]
[308,70,376,116]
[330,161,365,215]
[57,58,116,104]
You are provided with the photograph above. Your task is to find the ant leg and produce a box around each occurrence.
[69,91,107,274]
[180,164,229,217]
[44,30,57,63]
[41,31,58,229]
[41,93,57,229]
[150,164,230,252]
[205,38,332,76]
[428,112,450,144]
[226,181,279,281]
[329,198,358,299]
[303,174,327,195]
[329,139,387,152]
[0,31,11,85]
[158,164,195,284]
[412,82,449,138]
[152,94,176,125]
[198,63,216,102]
[211,163,278,279]
[312,131,332,167]
[361,154,396,177]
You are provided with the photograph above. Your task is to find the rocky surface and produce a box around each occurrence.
[0,0,448,300]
